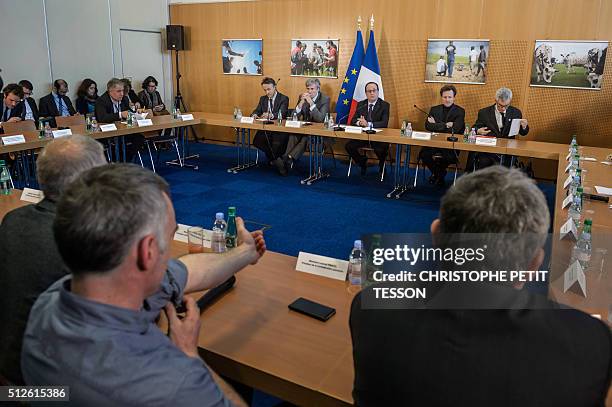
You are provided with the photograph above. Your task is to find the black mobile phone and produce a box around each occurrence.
[288,297,336,321]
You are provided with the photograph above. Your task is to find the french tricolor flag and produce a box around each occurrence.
[348,26,384,124]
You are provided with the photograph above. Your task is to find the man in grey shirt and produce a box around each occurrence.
[21,164,266,406]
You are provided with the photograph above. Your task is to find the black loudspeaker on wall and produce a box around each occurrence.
[166,25,185,51]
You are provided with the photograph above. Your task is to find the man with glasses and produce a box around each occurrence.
[18,80,39,123]
[0,84,24,134]
[471,87,529,169]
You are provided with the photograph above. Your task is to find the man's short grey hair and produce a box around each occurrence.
[53,164,171,276]
[36,135,107,201]
[305,78,321,89]
[495,87,513,102]
[106,77,124,91]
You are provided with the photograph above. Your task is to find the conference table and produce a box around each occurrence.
[1,113,610,406]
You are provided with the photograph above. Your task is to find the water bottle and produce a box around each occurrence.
[469,128,477,143]
[570,218,592,270]
[568,187,583,227]
[38,118,46,139]
[91,116,99,132]
[569,168,582,196]
[463,125,470,142]
[0,160,11,195]
[212,212,227,253]
[86,114,92,132]
[44,122,53,139]
[400,120,407,136]
[324,113,330,129]
[406,122,413,137]
[225,206,237,249]
[236,108,243,120]
[233,106,238,119]
[292,110,298,122]
[349,240,365,286]
[277,110,283,126]
[327,114,334,129]
[126,110,133,127]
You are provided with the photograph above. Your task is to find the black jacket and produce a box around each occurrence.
[424,103,465,134]
[19,97,39,123]
[38,93,76,127]
[251,92,289,120]
[0,103,24,134]
[94,92,130,123]
[474,104,529,138]
[350,98,390,128]
[75,96,97,115]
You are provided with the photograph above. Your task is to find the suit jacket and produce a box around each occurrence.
[18,97,39,123]
[350,98,390,128]
[0,103,24,134]
[295,92,330,123]
[424,103,465,134]
[38,93,76,127]
[350,284,612,407]
[0,199,69,384]
[251,92,289,120]
[474,104,529,138]
[94,92,131,123]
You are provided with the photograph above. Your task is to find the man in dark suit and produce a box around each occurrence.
[0,135,107,385]
[419,85,465,186]
[95,78,144,162]
[345,82,390,176]
[471,87,529,169]
[251,77,290,164]
[350,166,612,407]
[0,83,24,134]
[38,79,77,128]
[18,80,39,124]
[273,78,330,175]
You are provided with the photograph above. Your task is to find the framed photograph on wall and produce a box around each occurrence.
[222,39,263,75]
[531,40,608,90]
[290,39,339,78]
[425,39,490,85]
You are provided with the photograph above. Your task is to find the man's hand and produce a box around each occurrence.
[357,115,368,127]
[164,296,201,359]
[520,118,528,129]
[120,111,128,119]
[477,127,491,135]
[261,112,270,119]
[303,93,313,106]
[427,116,436,124]
[445,121,453,128]
[154,105,164,112]
[7,117,21,123]
[236,217,266,264]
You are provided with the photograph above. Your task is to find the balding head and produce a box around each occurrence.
[36,135,107,201]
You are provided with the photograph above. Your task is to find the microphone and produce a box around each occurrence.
[414,104,430,117]
[447,126,457,142]
[333,113,351,131]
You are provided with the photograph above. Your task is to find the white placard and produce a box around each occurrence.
[560,218,578,240]
[411,131,431,140]
[284,120,301,128]
[295,251,349,281]
[594,186,612,196]
[99,123,117,132]
[563,176,572,189]
[564,162,572,173]
[180,114,194,121]
[563,260,587,297]
[240,117,255,124]
[475,136,497,146]
[1,135,26,145]
[344,125,364,134]
[565,152,571,161]
[137,119,153,127]
[20,188,44,203]
[173,224,212,248]
[581,157,597,162]
[562,194,573,209]
[52,128,72,138]
[508,118,522,137]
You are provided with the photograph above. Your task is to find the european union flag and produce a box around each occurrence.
[335,29,364,124]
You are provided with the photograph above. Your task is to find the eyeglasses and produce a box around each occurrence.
[495,101,510,110]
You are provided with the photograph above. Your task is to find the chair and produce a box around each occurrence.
[413,154,459,187]
[55,115,85,128]
[2,120,36,133]
[347,146,394,182]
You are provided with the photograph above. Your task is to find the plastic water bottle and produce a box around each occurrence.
[233,106,238,119]
[236,108,243,120]
[463,125,470,142]
[570,153,580,175]
[469,128,477,143]
[406,122,413,137]
[0,160,11,195]
[91,116,99,132]
[126,110,133,127]
[570,218,592,270]
[44,123,53,139]
[400,120,407,136]
[86,114,92,132]
[38,118,46,139]
[327,114,334,129]
[211,213,227,253]
[568,187,583,227]
[324,113,330,129]
[349,240,365,286]
[292,110,298,122]
[225,206,237,249]
[569,168,582,196]
[277,110,283,126]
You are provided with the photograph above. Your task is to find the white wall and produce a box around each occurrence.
[0,0,172,108]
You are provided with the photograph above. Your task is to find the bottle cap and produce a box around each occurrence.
[576,187,583,193]
[215,212,224,220]
[0,160,5,166]
[354,240,362,250]
[584,218,592,225]
[228,206,236,216]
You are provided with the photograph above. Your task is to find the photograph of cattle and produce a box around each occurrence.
[425,39,490,85]
[290,39,339,78]
[531,40,608,90]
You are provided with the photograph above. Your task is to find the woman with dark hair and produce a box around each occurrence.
[121,78,141,110]
[138,76,167,114]
[75,79,98,115]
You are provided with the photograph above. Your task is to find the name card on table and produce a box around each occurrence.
[284,120,301,128]
[99,123,117,132]
[240,116,255,124]
[563,260,587,297]
[2,135,26,145]
[344,125,364,134]
[559,218,578,241]
[581,157,597,162]
[411,131,432,140]
[562,194,573,209]
[52,128,72,138]
[564,162,572,173]
[20,188,44,203]
[563,175,573,189]
[137,119,153,127]
[173,224,212,248]
[134,112,149,120]
[180,114,194,121]
[296,251,349,281]
[566,152,571,161]
[475,136,497,146]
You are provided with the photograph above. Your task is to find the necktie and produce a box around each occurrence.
[58,96,65,116]
[500,112,506,129]
[367,104,373,122]
[2,107,9,122]
[114,102,119,114]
